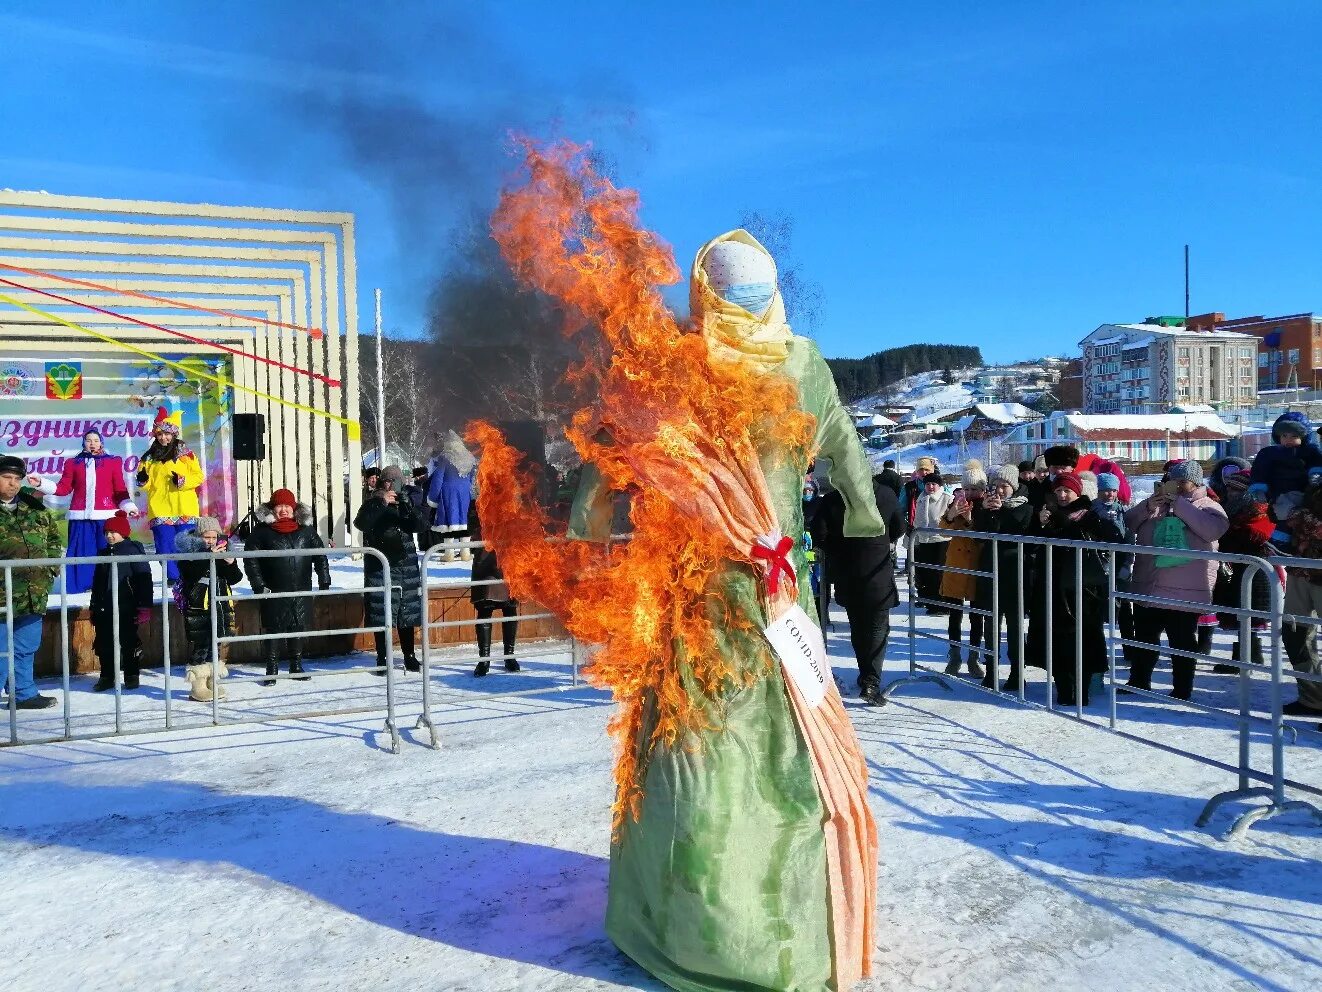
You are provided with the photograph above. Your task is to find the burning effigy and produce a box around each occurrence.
[469,141,885,991]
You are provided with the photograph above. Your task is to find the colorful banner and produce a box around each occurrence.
[0,353,236,539]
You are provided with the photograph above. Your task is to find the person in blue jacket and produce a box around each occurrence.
[426,430,476,562]
[1249,412,1322,504]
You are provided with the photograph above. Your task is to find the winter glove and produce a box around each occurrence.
[136,469,149,485]
[135,607,152,626]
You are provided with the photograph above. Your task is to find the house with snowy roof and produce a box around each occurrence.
[1004,410,1240,465]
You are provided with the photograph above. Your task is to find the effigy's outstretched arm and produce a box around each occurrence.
[803,343,884,538]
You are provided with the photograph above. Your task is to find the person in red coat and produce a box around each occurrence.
[32,429,139,594]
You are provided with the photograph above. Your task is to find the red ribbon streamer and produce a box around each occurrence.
[0,261,323,338]
[751,535,797,595]
[0,277,341,388]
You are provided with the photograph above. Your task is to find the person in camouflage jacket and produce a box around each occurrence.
[0,455,62,708]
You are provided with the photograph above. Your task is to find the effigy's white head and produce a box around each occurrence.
[700,238,777,317]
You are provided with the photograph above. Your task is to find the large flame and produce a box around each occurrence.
[469,140,814,825]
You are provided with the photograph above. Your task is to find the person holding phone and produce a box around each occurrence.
[355,467,423,673]
[939,463,988,678]
[175,517,244,700]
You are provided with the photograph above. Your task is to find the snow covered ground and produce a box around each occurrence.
[2,587,1320,992]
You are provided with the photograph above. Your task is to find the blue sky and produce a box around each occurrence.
[2,0,1319,362]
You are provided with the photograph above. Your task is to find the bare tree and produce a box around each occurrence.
[358,336,448,466]
[737,210,826,334]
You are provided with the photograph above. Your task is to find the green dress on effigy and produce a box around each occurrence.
[571,336,883,992]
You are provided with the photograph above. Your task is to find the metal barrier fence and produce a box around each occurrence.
[893,526,1321,839]
[1,546,402,751]
[416,538,581,750]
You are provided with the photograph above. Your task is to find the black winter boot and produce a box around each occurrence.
[260,641,279,687]
[289,654,309,681]
[1170,658,1196,701]
[1197,624,1215,661]
[1251,634,1265,664]
[474,621,492,677]
[502,619,520,673]
[1213,642,1241,675]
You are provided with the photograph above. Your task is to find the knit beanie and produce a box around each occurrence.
[1053,472,1084,497]
[1168,460,1204,486]
[1096,472,1120,493]
[1224,473,1251,504]
[194,515,223,536]
[103,510,132,538]
[1033,454,1047,472]
[990,464,1020,489]
[271,488,298,508]
[1077,470,1099,501]
[1043,444,1081,469]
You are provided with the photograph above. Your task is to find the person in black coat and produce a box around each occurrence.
[973,465,1036,690]
[175,518,245,696]
[89,512,153,692]
[354,467,423,673]
[814,473,905,705]
[467,500,520,677]
[876,461,903,497]
[1024,471,1122,706]
[243,488,331,682]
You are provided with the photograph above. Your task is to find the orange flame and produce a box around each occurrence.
[468,140,814,826]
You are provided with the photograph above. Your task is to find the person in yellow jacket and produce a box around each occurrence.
[136,406,204,582]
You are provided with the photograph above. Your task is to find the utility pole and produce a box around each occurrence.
[374,288,386,469]
[1184,244,1190,321]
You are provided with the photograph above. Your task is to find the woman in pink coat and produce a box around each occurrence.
[32,430,138,594]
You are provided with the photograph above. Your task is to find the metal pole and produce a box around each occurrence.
[416,544,439,749]
[60,570,71,740]
[1016,542,1025,700]
[990,537,999,687]
[374,287,386,471]
[1184,243,1190,322]
[209,556,220,726]
[1045,542,1053,710]
[381,552,400,754]
[1075,547,1084,718]
[1268,563,1286,806]
[161,565,172,731]
[1107,550,1117,730]
[111,560,122,734]
[5,572,16,744]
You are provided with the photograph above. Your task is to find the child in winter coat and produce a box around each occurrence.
[939,461,988,678]
[88,512,153,692]
[175,518,244,701]
[1248,412,1322,504]
[912,473,953,612]
[1211,470,1276,673]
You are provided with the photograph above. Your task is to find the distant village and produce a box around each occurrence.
[851,310,1322,472]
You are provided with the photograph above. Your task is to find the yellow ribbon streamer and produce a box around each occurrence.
[0,291,361,441]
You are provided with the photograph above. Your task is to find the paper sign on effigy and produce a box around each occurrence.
[764,603,828,708]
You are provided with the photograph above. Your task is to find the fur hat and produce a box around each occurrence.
[0,455,26,478]
[1096,472,1120,493]
[1052,471,1084,497]
[380,466,405,490]
[1077,470,1099,501]
[104,510,132,538]
[1273,411,1311,443]
[963,459,987,491]
[924,472,945,487]
[1017,460,1035,474]
[1168,460,1204,486]
[1043,444,1081,469]
[194,516,223,536]
[915,456,936,473]
[271,488,298,508]
[991,464,1020,489]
